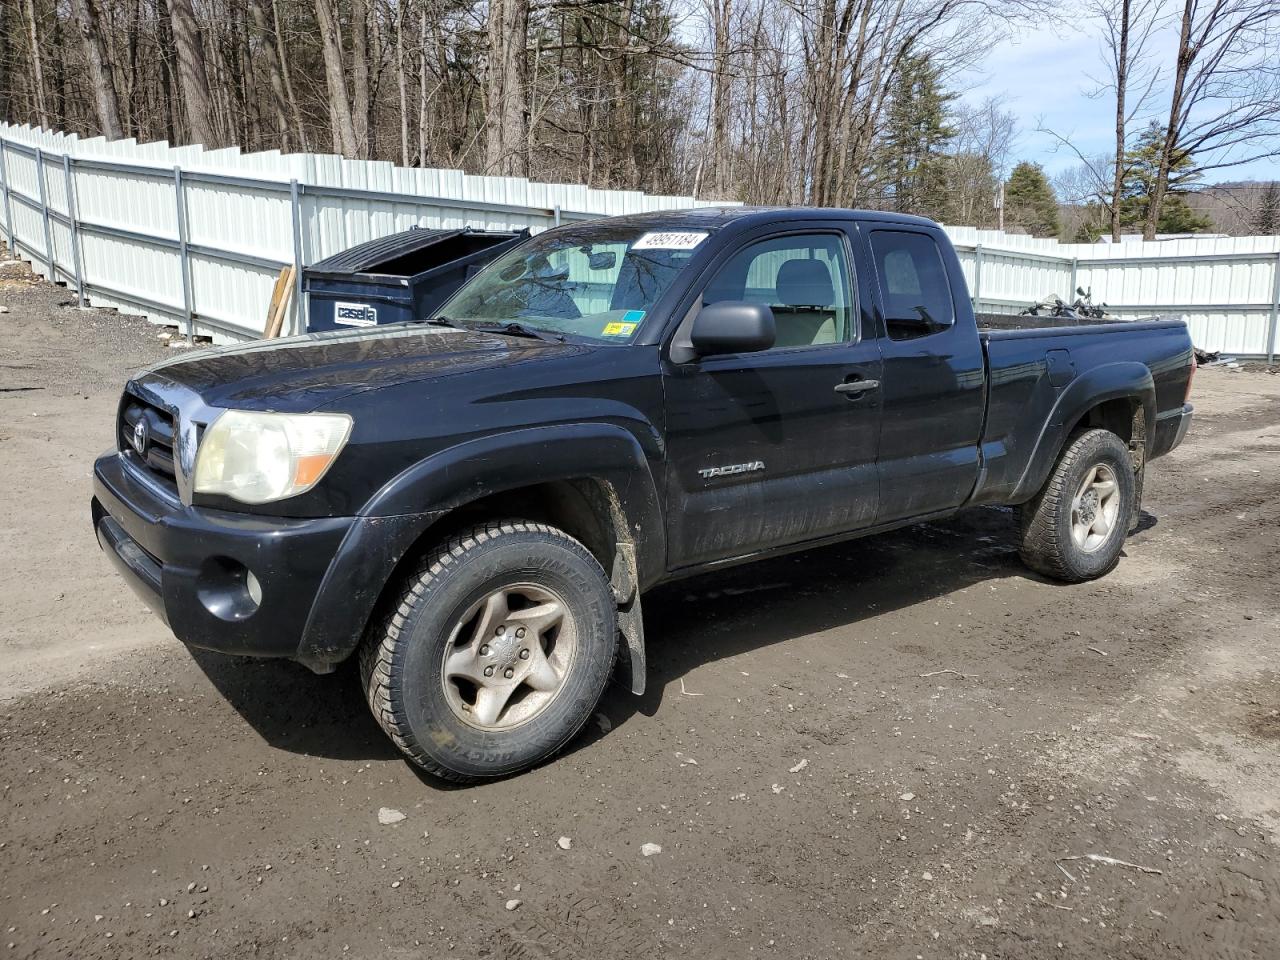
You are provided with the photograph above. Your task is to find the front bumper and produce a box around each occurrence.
[1151,402,1193,458]
[92,451,354,662]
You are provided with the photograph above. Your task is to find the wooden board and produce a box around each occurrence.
[263,265,295,339]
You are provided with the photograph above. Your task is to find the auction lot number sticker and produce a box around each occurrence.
[632,232,709,251]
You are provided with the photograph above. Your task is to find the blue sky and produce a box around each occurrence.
[957,22,1278,184]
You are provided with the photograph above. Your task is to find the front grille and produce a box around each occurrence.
[119,392,179,491]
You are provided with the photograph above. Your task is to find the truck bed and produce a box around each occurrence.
[975,312,1175,335]
[970,315,1194,507]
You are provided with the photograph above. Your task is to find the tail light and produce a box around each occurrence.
[1185,350,1197,403]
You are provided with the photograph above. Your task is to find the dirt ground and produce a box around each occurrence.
[2,252,1279,960]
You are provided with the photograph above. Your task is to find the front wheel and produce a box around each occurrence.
[360,520,617,782]
[1018,428,1135,583]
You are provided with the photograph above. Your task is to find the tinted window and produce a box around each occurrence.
[869,230,955,340]
[703,234,853,349]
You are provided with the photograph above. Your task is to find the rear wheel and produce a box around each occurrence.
[360,520,616,782]
[1018,428,1134,583]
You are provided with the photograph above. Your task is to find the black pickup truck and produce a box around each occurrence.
[92,208,1194,781]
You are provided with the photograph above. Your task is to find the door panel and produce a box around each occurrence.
[863,226,986,520]
[662,229,883,568]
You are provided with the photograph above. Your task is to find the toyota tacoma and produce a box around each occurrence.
[92,208,1195,781]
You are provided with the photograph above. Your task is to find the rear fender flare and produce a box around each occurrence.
[1012,362,1155,503]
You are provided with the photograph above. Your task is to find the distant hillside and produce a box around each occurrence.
[1186,182,1280,236]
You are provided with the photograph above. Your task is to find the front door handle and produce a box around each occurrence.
[834,378,880,396]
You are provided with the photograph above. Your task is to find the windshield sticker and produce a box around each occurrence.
[602,321,639,337]
[621,309,646,322]
[632,231,709,251]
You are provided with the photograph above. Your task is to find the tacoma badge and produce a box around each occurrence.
[698,460,765,479]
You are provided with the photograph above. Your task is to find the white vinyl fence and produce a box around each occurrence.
[0,122,732,343]
[1,122,1278,358]
[947,226,1280,359]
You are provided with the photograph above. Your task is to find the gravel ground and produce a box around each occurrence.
[2,255,1279,960]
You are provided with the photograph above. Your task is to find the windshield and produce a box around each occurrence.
[438,222,710,342]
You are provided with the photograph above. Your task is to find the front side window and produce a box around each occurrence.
[703,233,853,349]
[868,230,955,340]
[439,223,710,342]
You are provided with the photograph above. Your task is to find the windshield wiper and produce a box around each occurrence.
[406,316,462,329]
[471,321,564,343]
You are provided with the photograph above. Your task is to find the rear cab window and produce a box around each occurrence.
[868,230,955,341]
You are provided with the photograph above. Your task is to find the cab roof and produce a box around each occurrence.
[581,206,940,232]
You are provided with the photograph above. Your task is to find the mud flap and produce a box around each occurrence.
[1129,409,1147,534]
[1129,465,1145,534]
[609,541,646,695]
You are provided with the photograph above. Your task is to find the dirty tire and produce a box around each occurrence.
[1018,428,1134,583]
[360,520,616,782]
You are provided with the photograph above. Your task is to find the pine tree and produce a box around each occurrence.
[1004,162,1059,237]
[877,53,956,219]
[1255,184,1280,235]
[1120,122,1212,235]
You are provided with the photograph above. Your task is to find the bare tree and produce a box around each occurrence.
[68,0,123,138]
[248,0,292,149]
[21,0,49,127]
[167,0,218,146]
[1146,0,1280,238]
[1086,0,1165,239]
[315,0,360,156]
[485,0,530,175]
[351,0,371,157]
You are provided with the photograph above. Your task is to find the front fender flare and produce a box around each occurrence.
[296,423,664,691]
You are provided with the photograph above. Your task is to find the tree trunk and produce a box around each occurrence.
[418,5,429,166]
[1146,0,1193,240]
[248,0,291,149]
[68,0,124,138]
[156,0,178,143]
[485,0,529,176]
[351,0,370,158]
[1110,0,1130,242]
[708,0,732,197]
[167,0,217,146]
[271,0,307,151]
[315,0,359,157]
[396,0,409,166]
[22,0,49,127]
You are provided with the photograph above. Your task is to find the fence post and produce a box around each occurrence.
[173,166,194,344]
[1267,250,1280,366]
[62,155,86,308]
[35,147,56,281]
[1069,257,1079,302]
[0,136,13,252]
[972,243,983,312]
[290,179,304,336]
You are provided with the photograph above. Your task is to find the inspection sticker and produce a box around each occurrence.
[632,231,709,251]
[602,321,639,337]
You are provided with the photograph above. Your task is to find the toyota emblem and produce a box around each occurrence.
[131,417,149,455]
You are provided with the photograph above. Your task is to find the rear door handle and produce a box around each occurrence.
[834,378,880,396]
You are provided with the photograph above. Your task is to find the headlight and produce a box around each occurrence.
[193,410,353,504]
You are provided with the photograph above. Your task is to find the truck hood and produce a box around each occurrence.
[139,324,590,411]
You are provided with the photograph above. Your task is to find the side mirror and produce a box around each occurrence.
[689,301,776,357]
